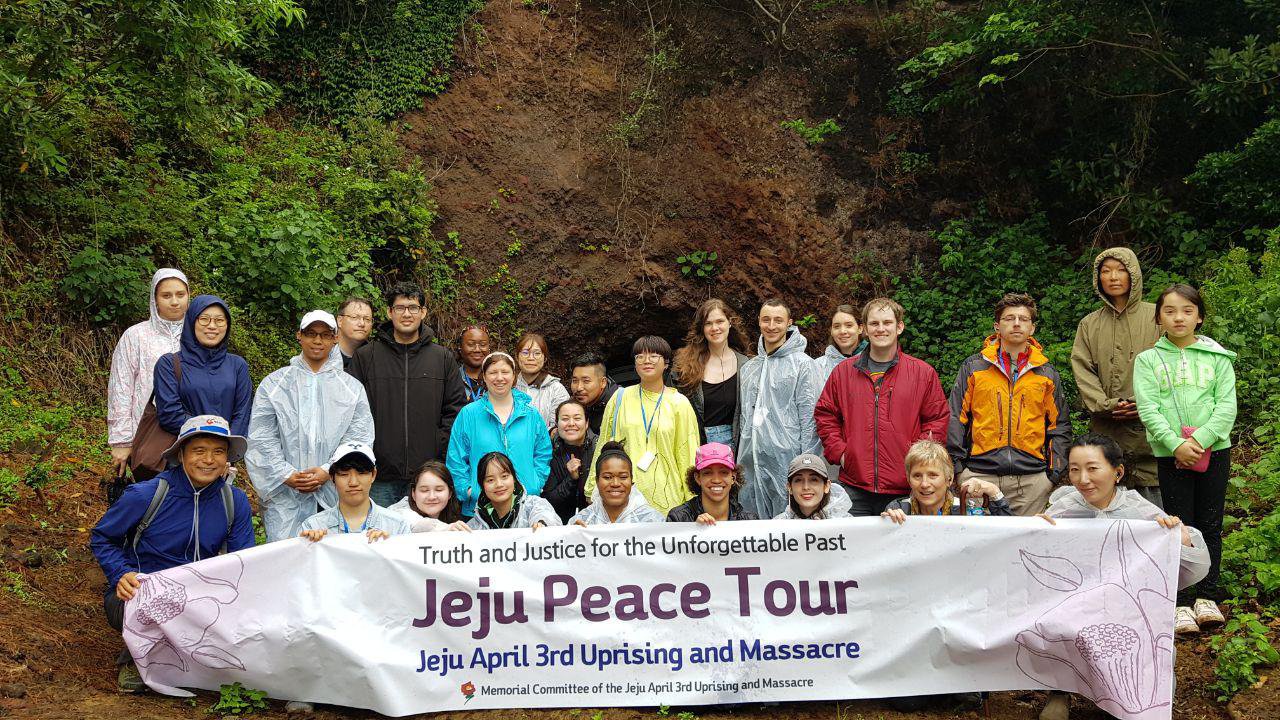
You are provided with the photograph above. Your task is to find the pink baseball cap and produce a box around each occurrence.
[694,443,736,471]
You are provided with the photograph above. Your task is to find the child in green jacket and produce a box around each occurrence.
[1134,283,1236,628]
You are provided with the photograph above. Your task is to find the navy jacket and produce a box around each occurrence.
[90,466,254,587]
[153,295,253,437]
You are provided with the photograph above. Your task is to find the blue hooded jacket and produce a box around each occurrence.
[153,295,253,438]
[446,389,553,516]
[90,465,254,587]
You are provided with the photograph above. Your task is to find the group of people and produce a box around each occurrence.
[91,247,1235,720]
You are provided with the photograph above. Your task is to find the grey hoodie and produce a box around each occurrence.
[1046,485,1210,591]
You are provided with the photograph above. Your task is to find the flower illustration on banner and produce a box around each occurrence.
[123,554,246,673]
[461,681,476,702]
[1015,521,1174,720]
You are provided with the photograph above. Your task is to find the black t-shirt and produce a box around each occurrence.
[702,375,737,426]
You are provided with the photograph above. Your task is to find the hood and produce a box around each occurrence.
[1153,334,1238,359]
[980,334,1048,370]
[1048,485,1145,516]
[289,345,345,376]
[587,485,653,522]
[372,320,437,352]
[822,340,866,363]
[181,295,231,370]
[757,326,808,358]
[1092,247,1145,315]
[148,268,188,340]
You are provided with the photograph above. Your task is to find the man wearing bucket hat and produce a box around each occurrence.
[246,310,374,542]
[90,415,254,692]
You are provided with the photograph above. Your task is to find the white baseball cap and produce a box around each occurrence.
[326,442,376,470]
[299,310,337,332]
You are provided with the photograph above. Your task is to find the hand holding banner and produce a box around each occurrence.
[123,517,1180,719]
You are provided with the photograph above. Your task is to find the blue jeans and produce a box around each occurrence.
[368,481,406,508]
[705,424,733,446]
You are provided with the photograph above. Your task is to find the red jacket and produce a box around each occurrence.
[814,350,950,497]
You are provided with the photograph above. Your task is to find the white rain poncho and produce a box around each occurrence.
[106,268,188,446]
[246,349,374,541]
[466,492,562,530]
[387,497,455,533]
[773,482,853,520]
[737,327,821,519]
[569,486,664,525]
[1046,485,1210,590]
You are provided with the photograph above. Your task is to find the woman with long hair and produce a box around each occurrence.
[672,299,752,448]
[514,332,570,430]
[389,460,470,532]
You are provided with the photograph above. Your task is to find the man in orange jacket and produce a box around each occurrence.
[946,293,1071,516]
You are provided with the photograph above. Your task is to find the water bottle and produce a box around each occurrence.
[965,496,984,516]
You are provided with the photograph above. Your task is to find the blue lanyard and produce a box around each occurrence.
[461,368,486,400]
[340,508,371,534]
[638,387,664,440]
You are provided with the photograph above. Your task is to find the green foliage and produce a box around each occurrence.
[1201,240,1280,424]
[676,250,718,281]
[780,118,843,145]
[60,248,155,325]
[1210,612,1280,701]
[0,469,19,508]
[1188,119,1280,232]
[0,0,302,180]
[479,263,523,341]
[892,211,1097,391]
[795,313,818,329]
[255,0,482,121]
[210,682,269,716]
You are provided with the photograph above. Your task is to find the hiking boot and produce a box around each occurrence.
[117,661,145,693]
[285,701,314,714]
[1175,606,1200,635]
[1193,598,1225,628]
[1039,693,1069,720]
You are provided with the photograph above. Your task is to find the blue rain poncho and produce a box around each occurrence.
[246,349,374,541]
[736,327,821,519]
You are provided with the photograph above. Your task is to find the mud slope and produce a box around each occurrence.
[401,0,933,362]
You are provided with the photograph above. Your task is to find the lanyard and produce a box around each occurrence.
[461,368,485,400]
[638,387,664,440]
[340,508,371,534]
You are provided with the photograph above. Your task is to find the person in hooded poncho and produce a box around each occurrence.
[466,452,561,530]
[153,295,253,439]
[107,268,189,477]
[571,442,664,524]
[1071,247,1163,507]
[736,299,821,519]
[246,311,374,542]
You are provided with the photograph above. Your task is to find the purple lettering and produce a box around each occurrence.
[580,586,611,621]
[649,583,678,620]
[681,582,711,619]
[724,566,761,617]
[543,574,577,621]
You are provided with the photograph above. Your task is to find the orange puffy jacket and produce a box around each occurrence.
[946,336,1070,478]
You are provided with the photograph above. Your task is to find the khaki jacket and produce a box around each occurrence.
[1070,247,1161,485]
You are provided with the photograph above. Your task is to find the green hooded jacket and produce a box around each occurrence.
[1071,247,1161,483]
[1133,335,1238,456]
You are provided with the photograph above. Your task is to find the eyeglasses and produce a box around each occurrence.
[301,330,336,340]
[634,353,663,362]
[339,314,373,324]
[196,316,228,328]
[519,349,544,359]
[391,305,423,315]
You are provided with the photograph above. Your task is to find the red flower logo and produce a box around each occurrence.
[461,681,476,702]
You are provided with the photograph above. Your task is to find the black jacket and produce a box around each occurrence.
[665,496,758,522]
[347,322,467,488]
[577,378,621,436]
[542,430,598,523]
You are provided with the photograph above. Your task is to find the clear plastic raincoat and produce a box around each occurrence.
[737,327,821,519]
[246,349,374,541]
[569,486,664,525]
[773,482,853,520]
[106,268,188,446]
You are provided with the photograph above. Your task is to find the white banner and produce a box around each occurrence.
[122,517,1180,719]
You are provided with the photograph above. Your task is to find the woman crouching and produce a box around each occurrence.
[666,443,759,525]
[466,452,561,531]
[571,441,664,525]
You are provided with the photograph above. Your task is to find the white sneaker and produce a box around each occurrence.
[1193,598,1225,628]
[285,701,314,714]
[1174,606,1199,635]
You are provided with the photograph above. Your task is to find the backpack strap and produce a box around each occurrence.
[131,477,170,552]
[219,482,235,555]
